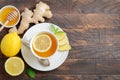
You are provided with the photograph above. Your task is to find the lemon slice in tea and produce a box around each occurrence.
[5,57,24,76]
[32,34,52,52]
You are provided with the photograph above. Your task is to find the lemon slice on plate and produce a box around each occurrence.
[5,57,25,76]
[32,34,52,52]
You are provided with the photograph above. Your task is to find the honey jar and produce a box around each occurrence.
[0,5,20,27]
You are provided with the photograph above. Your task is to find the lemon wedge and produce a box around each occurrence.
[58,44,71,51]
[55,32,66,41]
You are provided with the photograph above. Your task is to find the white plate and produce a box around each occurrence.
[21,23,69,71]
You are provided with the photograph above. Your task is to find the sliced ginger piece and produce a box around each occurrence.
[59,37,68,46]
[55,32,66,41]
[58,44,71,51]
[9,26,18,33]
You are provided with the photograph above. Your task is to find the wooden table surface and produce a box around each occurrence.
[0,0,120,80]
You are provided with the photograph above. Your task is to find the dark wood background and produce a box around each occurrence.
[0,0,120,80]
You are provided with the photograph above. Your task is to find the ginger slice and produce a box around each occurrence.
[32,1,53,23]
[9,26,18,33]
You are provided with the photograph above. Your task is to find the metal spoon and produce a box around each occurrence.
[21,39,50,66]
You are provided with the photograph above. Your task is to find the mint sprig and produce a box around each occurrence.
[51,24,63,33]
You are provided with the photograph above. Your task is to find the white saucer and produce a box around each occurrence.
[21,23,69,71]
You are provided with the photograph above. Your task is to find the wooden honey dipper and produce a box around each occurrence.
[0,10,18,32]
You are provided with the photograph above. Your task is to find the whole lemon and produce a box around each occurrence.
[1,32,21,57]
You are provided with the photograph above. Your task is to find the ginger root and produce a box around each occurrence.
[18,8,33,34]
[9,8,33,34]
[32,1,53,23]
[9,1,53,34]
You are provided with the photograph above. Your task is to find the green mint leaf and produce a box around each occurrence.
[57,31,64,33]
[51,24,56,33]
[26,67,36,78]
[55,28,60,32]
[50,24,64,33]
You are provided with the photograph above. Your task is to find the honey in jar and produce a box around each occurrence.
[0,5,20,27]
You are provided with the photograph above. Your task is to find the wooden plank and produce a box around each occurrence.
[96,59,120,74]
[50,14,120,29]
[81,75,120,80]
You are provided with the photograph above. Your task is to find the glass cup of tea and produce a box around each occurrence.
[30,30,58,59]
